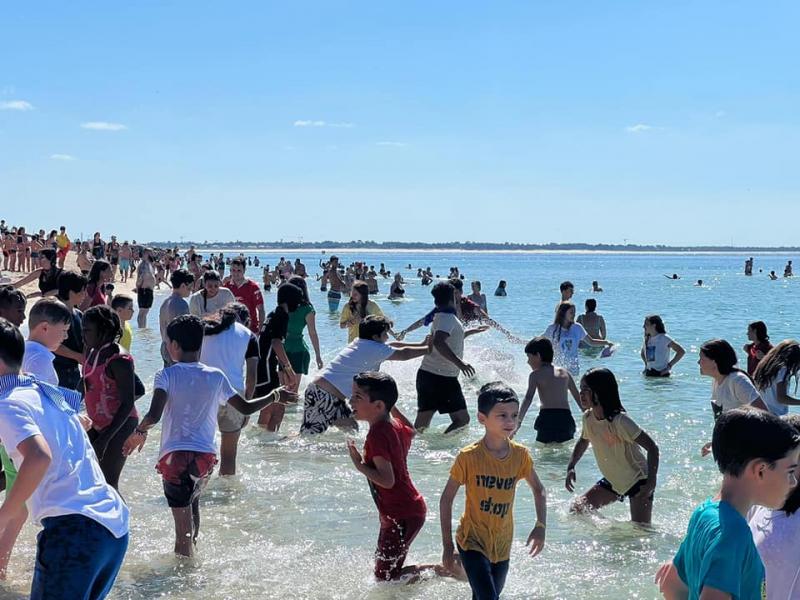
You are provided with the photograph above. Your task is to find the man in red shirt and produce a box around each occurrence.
[224,258,265,333]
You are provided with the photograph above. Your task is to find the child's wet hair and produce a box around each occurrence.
[111,294,134,311]
[170,268,195,289]
[477,381,519,415]
[166,314,204,352]
[585,298,597,312]
[524,337,554,363]
[560,281,574,292]
[0,285,26,311]
[748,320,769,342]
[83,305,122,344]
[645,315,666,334]
[431,281,455,307]
[582,368,625,420]
[358,315,393,340]
[56,271,87,301]
[29,298,72,329]
[712,408,800,477]
[277,282,304,312]
[700,339,739,375]
[353,371,399,411]
[0,317,24,370]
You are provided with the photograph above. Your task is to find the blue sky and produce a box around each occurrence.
[1,1,799,246]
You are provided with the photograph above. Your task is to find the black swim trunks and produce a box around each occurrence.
[416,369,466,414]
[137,287,154,309]
[597,477,652,502]
[533,408,576,444]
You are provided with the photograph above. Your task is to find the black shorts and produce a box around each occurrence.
[644,368,670,377]
[416,369,466,414]
[110,256,119,266]
[137,287,154,309]
[534,408,576,444]
[597,477,652,501]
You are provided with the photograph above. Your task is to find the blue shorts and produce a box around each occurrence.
[32,514,128,600]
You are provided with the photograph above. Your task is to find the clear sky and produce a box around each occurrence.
[2,2,799,246]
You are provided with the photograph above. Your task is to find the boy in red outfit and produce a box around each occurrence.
[347,371,435,581]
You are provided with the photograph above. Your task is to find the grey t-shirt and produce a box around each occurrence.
[159,294,190,357]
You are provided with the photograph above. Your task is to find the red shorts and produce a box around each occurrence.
[156,451,216,508]
[57,246,70,259]
[374,513,426,580]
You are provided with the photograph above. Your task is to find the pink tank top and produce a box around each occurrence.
[83,350,138,430]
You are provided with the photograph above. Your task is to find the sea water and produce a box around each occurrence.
[3,251,797,600]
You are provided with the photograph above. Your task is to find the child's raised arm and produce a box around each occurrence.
[439,477,461,573]
[228,387,296,415]
[524,467,547,557]
[346,440,395,488]
[565,437,590,492]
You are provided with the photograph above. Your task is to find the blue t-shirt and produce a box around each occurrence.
[674,500,765,600]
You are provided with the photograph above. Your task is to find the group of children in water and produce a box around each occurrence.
[0,232,799,599]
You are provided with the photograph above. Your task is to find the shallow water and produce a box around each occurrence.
[3,251,798,599]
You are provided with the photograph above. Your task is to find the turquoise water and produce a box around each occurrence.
[3,251,798,599]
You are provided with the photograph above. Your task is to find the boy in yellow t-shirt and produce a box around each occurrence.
[111,295,135,352]
[439,382,547,599]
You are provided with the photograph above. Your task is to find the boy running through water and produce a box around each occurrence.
[440,382,547,600]
[657,408,800,599]
[346,371,435,581]
[122,315,296,556]
[515,337,582,443]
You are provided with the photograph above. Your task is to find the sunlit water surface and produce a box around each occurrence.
[3,251,798,599]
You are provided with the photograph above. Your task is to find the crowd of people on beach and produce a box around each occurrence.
[0,218,799,599]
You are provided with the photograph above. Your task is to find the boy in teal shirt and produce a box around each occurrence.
[657,408,800,599]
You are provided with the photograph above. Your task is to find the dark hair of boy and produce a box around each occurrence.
[524,336,554,363]
[582,367,625,421]
[40,248,57,264]
[0,285,26,311]
[477,381,519,415]
[111,294,134,311]
[448,278,464,292]
[0,317,24,369]
[83,305,122,344]
[431,281,455,308]
[585,298,597,312]
[353,371,399,411]
[358,315,392,340]
[169,268,195,289]
[29,298,72,329]
[712,408,800,477]
[780,414,800,515]
[231,258,246,269]
[560,281,574,292]
[56,271,87,301]
[167,314,204,352]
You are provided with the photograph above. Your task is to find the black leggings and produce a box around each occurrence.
[89,416,138,491]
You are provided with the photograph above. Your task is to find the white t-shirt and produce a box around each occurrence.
[420,312,465,378]
[748,505,800,600]
[544,323,587,376]
[0,385,129,537]
[711,371,761,412]
[21,340,59,385]
[319,339,395,396]
[153,362,236,459]
[200,322,254,395]
[760,368,789,416]
[189,287,236,318]
[643,333,674,372]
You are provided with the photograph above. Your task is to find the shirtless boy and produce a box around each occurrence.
[515,337,582,444]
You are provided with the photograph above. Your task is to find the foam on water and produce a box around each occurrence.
[2,251,796,599]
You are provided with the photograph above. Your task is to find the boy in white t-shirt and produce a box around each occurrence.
[123,314,296,556]
[0,317,129,597]
[21,298,72,385]
[414,282,487,433]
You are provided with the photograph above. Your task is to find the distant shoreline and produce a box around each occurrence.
[142,241,800,254]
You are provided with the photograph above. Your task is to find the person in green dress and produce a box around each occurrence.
[284,276,323,394]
